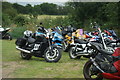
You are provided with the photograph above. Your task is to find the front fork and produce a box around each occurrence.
[48,46,53,55]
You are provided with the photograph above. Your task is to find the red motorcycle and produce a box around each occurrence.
[101,47,120,80]
[83,42,120,80]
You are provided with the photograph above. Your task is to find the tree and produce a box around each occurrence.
[103,3,119,28]
[2,2,17,19]
[25,4,33,14]
[12,3,26,14]
[66,2,119,29]
[2,2,18,27]
[40,3,58,15]
[33,5,43,15]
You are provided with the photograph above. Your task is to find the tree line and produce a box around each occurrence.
[3,2,70,15]
[2,1,120,29]
[67,2,120,29]
[2,2,70,27]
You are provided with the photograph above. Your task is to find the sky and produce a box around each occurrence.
[5,0,120,2]
[6,0,69,2]
[4,0,120,6]
[5,0,69,6]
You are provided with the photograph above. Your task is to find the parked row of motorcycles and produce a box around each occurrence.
[61,22,120,80]
[15,22,120,80]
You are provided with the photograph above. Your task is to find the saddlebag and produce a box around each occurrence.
[15,38,27,47]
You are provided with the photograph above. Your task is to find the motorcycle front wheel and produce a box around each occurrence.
[44,47,61,62]
[83,60,103,80]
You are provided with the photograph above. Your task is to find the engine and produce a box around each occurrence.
[95,53,118,73]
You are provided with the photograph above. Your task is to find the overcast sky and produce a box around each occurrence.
[6,0,69,3]
[5,0,69,6]
[6,0,120,2]
[5,0,120,6]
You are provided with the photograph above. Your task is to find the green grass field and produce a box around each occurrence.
[2,40,87,78]
[2,40,108,80]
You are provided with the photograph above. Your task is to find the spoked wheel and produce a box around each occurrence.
[83,60,103,80]
[69,47,81,59]
[63,41,70,52]
[44,47,61,62]
[20,51,32,60]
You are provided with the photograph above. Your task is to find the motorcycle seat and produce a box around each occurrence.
[74,39,88,44]
[100,49,113,55]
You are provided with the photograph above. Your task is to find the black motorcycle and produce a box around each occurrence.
[15,27,62,62]
[0,27,12,40]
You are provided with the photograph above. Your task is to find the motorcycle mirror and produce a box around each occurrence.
[40,22,42,25]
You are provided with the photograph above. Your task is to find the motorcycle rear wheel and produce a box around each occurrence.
[20,51,32,60]
[83,60,103,80]
[4,33,12,40]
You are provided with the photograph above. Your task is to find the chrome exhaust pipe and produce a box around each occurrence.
[76,52,89,56]
[16,46,31,53]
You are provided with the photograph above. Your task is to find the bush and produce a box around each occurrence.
[10,26,27,38]
[14,15,28,26]
[2,14,12,27]
[37,16,70,28]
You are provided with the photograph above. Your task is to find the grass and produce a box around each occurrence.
[2,40,108,79]
[24,15,66,19]
[2,40,87,78]
[37,15,66,20]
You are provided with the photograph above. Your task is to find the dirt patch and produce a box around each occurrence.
[2,61,25,78]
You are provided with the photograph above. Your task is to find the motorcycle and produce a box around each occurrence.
[104,29,118,40]
[62,25,76,52]
[0,26,12,40]
[83,43,120,80]
[69,29,93,59]
[15,26,62,62]
[69,22,115,59]
[51,27,63,49]
[103,30,120,49]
